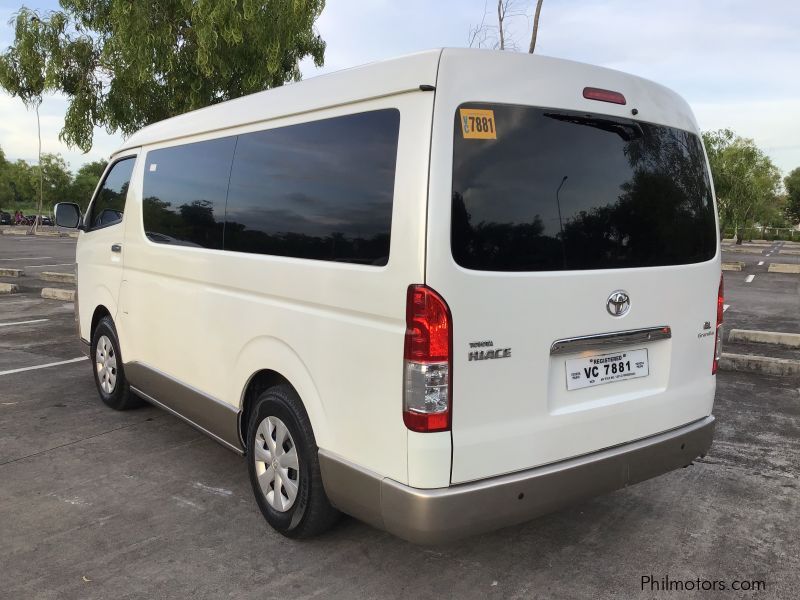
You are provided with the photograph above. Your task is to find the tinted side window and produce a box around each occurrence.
[225,110,400,265]
[142,137,236,249]
[87,157,135,231]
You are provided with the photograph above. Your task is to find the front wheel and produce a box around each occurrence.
[247,385,339,538]
[90,315,141,410]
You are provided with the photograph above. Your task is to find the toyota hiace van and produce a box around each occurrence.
[56,49,721,544]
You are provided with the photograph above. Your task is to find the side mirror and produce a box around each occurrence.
[54,202,82,229]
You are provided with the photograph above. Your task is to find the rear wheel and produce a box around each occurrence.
[91,315,141,410]
[247,385,339,538]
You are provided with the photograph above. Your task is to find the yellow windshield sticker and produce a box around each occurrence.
[460,108,497,139]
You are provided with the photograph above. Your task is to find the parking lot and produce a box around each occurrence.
[722,241,800,335]
[1,234,798,599]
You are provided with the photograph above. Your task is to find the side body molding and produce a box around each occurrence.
[125,362,244,454]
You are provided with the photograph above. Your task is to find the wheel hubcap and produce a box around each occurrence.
[253,416,299,512]
[95,335,117,394]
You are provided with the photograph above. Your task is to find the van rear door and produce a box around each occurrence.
[426,50,720,484]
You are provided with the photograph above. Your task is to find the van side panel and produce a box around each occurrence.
[118,93,433,484]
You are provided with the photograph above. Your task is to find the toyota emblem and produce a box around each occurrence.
[606,290,630,317]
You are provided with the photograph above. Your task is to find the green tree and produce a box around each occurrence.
[38,153,72,214]
[1,1,325,153]
[702,129,782,243]
[0,7,59,230]
[785,167,800,226]
[0,158,36,209]
[69,159,107,211]
[0,148,11,210]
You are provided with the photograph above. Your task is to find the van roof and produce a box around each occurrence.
[118,48,694,153]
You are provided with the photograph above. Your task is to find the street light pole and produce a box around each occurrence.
[556,175,568,268]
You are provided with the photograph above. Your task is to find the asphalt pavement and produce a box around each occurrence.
[1,234,798,599]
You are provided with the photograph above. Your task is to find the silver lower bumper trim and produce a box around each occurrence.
[319,416,715,544]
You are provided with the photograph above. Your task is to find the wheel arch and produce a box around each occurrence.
[90,304,113,337]
[81,283,118,341]
[235,337,327,454]
[239,369,291,451]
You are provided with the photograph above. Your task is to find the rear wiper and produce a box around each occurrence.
[544,113,644,142]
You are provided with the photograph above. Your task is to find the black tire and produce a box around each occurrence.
[90,315,141,410]
[247,385,339,538]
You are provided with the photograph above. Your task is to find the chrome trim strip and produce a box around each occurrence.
[550,325,672,356]
[319,416,714,544]
[125,361,244,455]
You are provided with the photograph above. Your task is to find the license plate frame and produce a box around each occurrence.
[565,348,649,391]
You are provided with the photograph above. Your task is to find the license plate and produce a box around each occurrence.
[565,349,649,391]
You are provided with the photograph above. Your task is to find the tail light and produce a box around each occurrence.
[403,285,452,432]
[712,275,724,374]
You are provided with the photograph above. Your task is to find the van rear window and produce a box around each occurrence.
[451,104,717,271]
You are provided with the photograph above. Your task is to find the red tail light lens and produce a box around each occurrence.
[403,285,452,432]
[712,275,724,374]
[583,87,627,105]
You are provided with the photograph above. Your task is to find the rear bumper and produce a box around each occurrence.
[319,415,715,544]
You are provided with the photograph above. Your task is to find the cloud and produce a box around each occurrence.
[1,0,799,174]
[0,93,121,171]
[303,0,800,174]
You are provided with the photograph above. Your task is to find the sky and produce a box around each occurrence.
[1,0,798,175]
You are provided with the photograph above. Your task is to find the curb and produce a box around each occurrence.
[1,229,77,238]
[778,249,800,256]
[768,263,800,274]
[0,282,19,294]
[721,262,744,272]
[722,240,771,246]
[728,329,800,348]
[0,267,23,277]
[40,271,76,284]
[41,287,75,302]
[722,247,767,255]
[719,353,800,377]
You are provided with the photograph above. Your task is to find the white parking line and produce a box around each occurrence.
[0,318,49,328]
[723,304,730,313]
[0,256,53,261]
[758,261,764,266]
[745,274,755,283]
[0,356,88,376]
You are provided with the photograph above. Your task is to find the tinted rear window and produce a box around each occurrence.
[451,104,716,271]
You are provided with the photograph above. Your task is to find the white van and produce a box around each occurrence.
[56,49,721,544]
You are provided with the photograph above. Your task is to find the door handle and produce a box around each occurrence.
[111,244,122,253]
